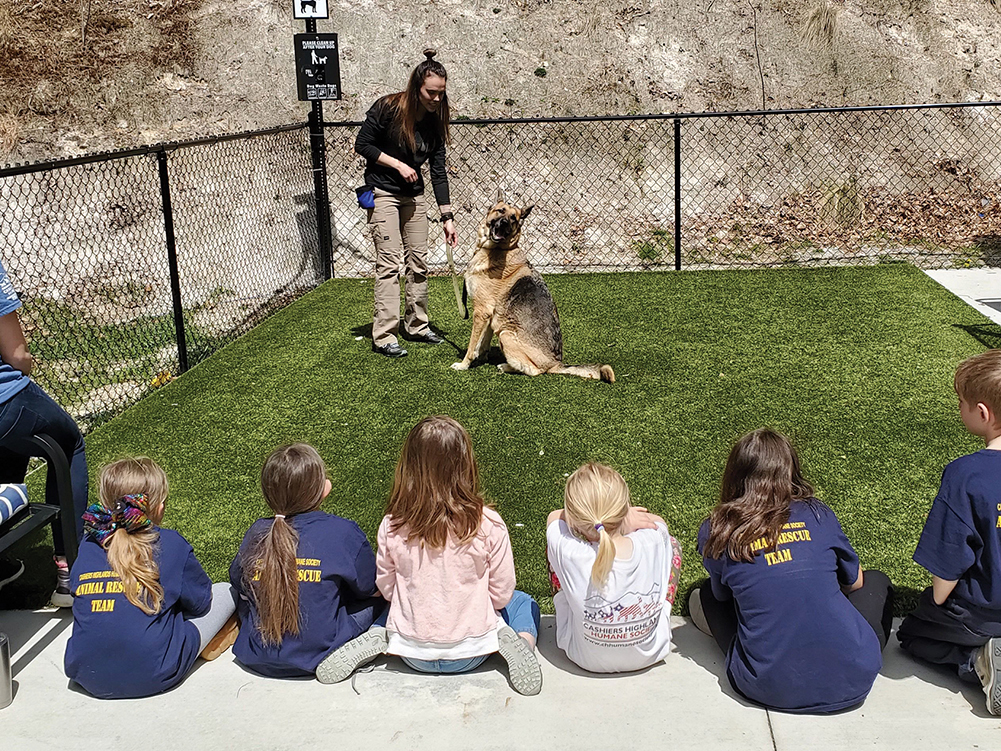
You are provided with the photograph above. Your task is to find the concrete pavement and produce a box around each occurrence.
[1,610,998,751]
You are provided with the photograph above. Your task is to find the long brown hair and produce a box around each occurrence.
[384,48,450,154]
[99,457,169,615]
[563,463,631,589]
[386,415,485,548]
[243,444,328,646]
[703,428,815,562]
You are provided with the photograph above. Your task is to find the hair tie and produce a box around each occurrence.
[274,514,286,520]
[594,523,604,532]
[83,493,152,545]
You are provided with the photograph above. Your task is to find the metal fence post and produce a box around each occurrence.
[155,149,189,374]
[309,108,334,281]
[673,118,682,271]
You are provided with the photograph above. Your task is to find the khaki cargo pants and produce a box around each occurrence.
[369,189,431,347]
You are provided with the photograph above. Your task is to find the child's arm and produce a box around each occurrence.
[342,525,380,601]
[932,575,959,605]
[374,517,396,602]
[486,515,516,611]
[841,564,864,595]
[178,546,212,618]
[621,506,664,534]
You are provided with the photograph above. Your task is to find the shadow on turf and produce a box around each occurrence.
[954,323,1001,349]
[350,323,511,362]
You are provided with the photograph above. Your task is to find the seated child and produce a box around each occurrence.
[318,415,543,695]
[64,457,237,699]
[692,428,894,714]
[897,349,1001,715]
[546,462,681,673]
[230,443,385,679]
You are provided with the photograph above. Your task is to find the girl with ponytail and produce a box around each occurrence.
[229,444,385,679]
[546,462,681,673]
[64,457,237,699]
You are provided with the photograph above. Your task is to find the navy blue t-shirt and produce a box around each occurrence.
[229,510,381,678]
[64,528,212,699]
[698,500,882,713]
[914,450,1001,619]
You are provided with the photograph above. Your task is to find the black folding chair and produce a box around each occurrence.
[0,433,78,565]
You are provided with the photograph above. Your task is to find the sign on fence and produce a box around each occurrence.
[292,0,329,19]
[294,33,342,101]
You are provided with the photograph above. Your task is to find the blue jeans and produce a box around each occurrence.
[0,381,88,555]
[400,590,541,674]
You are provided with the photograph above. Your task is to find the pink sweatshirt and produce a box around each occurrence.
[376,507,515,647]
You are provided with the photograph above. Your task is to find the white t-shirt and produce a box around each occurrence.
[547,519,674,673]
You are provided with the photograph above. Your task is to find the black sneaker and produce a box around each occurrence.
[0,558,24,591]
[373,343,408,358]
[404,331,443,345]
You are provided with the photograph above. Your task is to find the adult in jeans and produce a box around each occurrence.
[0,258,88,606]
[354,48,458,358]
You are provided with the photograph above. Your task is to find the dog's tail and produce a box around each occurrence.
[549,363,615,383]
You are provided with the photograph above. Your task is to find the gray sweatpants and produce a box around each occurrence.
[187,582,238,653]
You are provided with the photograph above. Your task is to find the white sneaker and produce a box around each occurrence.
[974,638,1001,716]
[688,588,712,637]
[315,627,388,684]
[497,625,542,696]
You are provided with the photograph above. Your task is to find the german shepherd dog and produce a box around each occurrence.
[451,197,615,383]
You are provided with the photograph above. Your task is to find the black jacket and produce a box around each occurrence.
[354,96,450,206]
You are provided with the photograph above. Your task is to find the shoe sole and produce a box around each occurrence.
[50,590,73,608]
[316,627,388,684]
[373,349,407,358]
[975,637,1001,716]
[0,559,25,590]
[497,625,542,696]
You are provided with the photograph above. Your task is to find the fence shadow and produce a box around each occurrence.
[954,323,1001,349]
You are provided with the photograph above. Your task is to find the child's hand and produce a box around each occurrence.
[621,506,660,534]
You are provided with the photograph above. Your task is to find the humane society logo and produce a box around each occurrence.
[582,585,663,647]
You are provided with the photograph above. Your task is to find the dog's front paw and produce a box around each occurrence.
[451,361,470,371]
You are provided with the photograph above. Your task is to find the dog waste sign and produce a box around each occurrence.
[293,0,329,19]
[295,33,341,101]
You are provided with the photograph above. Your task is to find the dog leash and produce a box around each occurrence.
[445,238,467,319]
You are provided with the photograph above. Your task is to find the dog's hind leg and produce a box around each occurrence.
[496,332,548,376]
[548,364,616,383]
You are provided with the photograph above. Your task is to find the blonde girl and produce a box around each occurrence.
[64,457,237,699]
[546,462,681,673]
[230,443,385,679]
[322,416,543,695]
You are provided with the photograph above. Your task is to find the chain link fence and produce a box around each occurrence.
[328,103,1001,275]
[0,123,319,431]
[2,102,1000,429]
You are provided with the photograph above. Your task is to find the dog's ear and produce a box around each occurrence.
[519,204,534,220]
[495,187,506,204]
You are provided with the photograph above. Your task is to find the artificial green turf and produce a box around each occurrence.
[2,265,997,614]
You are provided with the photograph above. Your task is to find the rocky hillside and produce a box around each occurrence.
[2,0,1001,164]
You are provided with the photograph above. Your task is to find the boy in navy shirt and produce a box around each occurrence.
[898,349,1001,715]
